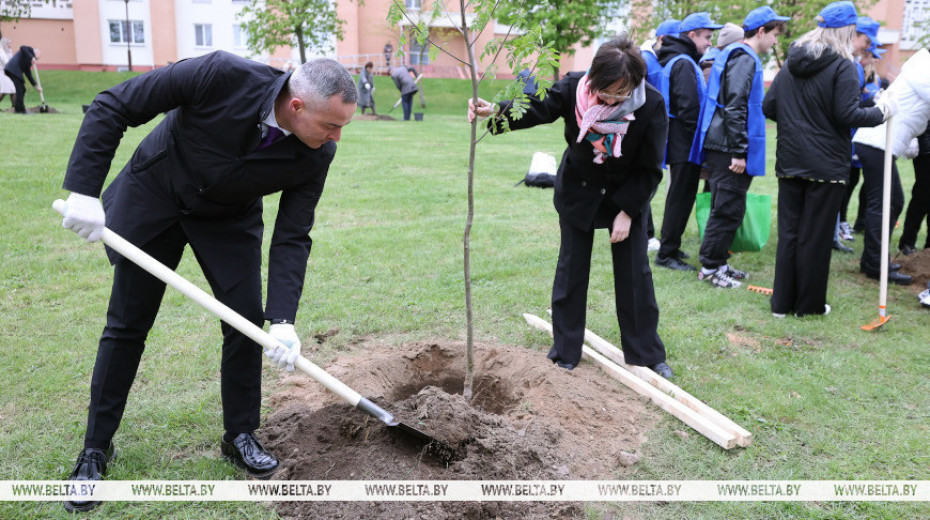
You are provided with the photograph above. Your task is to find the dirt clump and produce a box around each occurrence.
[261,340,658,519]
[897,247,930,294]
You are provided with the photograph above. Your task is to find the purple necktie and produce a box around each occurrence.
[256,125,284,150]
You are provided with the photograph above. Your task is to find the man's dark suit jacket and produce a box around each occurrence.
[4,45,37,85]
[493,71,668,231]
[63,51,335,322]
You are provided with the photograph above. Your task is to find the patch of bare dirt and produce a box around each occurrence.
[261,341,658,520]
[896,247,930,294]
[353,113,396,121]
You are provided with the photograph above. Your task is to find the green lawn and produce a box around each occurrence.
[0,70,927,519]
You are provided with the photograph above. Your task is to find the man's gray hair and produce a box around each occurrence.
[288,58,357,109]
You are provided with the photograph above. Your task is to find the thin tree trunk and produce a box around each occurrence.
[296,26,307,64]
[461,0,478,401]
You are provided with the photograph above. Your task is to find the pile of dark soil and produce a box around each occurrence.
[897,247,930,293]
[262,341,658,519]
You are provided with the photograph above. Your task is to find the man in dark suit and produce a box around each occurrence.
[3,45,41,113]
[56,51,357,512]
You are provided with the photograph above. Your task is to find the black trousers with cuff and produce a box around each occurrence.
[771,177,845,316]
[857,144,904,274]
[899,154,930,250]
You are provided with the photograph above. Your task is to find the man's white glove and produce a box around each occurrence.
[267,323,301,372]
[60,192,105,243]
[876,92,897,121]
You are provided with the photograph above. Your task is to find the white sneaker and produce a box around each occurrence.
[919,289,930,309]
[824,304,831,315]
[772,312,787,318]
[647,237,661,252]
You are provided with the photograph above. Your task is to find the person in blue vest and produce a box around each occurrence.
[690,6,788,288]
[641,18,680,252]
[654,12,722,272]
[643,19,682,89]
[840,16,885,239]
[763,2,889,317]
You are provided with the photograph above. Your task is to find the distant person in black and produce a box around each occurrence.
[3,45,41,113]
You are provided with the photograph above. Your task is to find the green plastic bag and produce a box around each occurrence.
[695,192,772,252]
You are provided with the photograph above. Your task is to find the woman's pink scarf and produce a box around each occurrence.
[575,74,635,164]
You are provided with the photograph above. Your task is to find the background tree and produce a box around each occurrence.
[238,0,348,64]
[494,0,624,81]
[388,0,559,399]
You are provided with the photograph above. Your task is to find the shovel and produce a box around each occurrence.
[33,64,49,113]
[861,116,894,331]
[52,200,433,444]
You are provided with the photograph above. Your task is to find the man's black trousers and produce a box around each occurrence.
[658,161,701,259]
[84,223,263,450]
[698,150,754,269]
[549,210,666,368]
[771,177,845,316]
[6,71,26,113]
[857,144,904,274]
[899,154,930,250]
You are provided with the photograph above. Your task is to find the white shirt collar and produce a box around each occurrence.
[263,106,292,136]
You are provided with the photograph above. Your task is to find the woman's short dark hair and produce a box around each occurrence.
[364,61,374,69]
[588,33,646,93]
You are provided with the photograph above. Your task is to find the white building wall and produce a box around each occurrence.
[174,0,253,60]
[100,0,154,68]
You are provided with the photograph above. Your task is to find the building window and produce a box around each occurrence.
[109,20,145,44]
[406,0,421,9]
[233,24,246,48]
[195,24,213,47]
[409,36,429,65]
[902,0,930,50]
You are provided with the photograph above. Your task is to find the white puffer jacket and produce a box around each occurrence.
[853,48,930,157]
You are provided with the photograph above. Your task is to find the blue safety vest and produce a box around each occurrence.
[689,42,766,176]
[644,50,662,89]
[660,54,706,165]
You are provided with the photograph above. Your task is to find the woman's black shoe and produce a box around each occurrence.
[832,240,854,253]
[221,432,279,479]
[64,445,115,513]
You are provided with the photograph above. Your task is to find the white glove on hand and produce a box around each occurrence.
[876,92,897,121]
[364,82,371,90]
[59,193,105,243]
[267,323,301,372]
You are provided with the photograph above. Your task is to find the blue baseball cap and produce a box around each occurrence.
[656,19,681,37]
[870,44,886,59]
[680,12,723,33]
[742,6,790,32]
[818,1,858,28]
[856,16,880,44]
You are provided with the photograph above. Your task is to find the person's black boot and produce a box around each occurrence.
[221,432,279,479]
[64,445,115,513]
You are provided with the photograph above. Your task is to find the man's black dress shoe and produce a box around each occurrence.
[889,262,902,271]
[676,250,691,260]
[556,361,576,370]
[656,255,696,272]
[861,268,913,285]
[649,362,674,379]
[832,240,854,253]
[221,432,279,479]
[900,244,917,256]
[64,445,115,513]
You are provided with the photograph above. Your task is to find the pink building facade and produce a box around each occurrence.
[0,0,921,78]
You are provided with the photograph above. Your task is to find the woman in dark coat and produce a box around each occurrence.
[762,6,888,317]
[468,34,673,377]
[357,61,376,115]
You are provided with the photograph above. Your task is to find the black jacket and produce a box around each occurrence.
[3,45,37,85]
[63,51,335,321]
[703,49,755,157]
[657,36,702,164]
[762,44,883,183]
[492,72,668,230]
